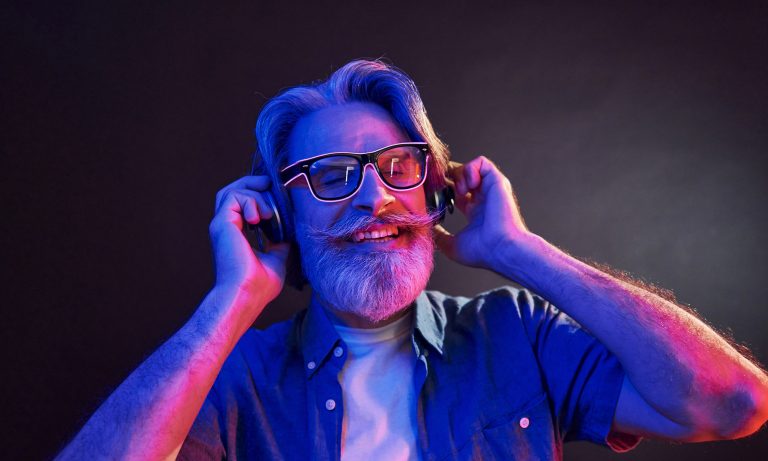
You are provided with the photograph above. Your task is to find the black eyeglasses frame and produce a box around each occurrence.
[279,142,430,202]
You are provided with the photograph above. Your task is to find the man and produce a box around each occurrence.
[58,59,768,460]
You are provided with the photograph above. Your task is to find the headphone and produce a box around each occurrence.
[247,152,455,246]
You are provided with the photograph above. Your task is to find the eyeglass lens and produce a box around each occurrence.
[308,146,425,199]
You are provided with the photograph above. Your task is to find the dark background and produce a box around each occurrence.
[2,1,767,459]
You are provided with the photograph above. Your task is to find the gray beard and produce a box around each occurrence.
[297,228,435,325]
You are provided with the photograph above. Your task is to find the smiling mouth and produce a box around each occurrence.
[347,225,401,243]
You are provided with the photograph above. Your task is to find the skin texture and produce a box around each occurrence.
[56,101,768,461]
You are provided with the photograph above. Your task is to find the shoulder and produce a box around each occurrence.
[423,284,551,321]
[422,285,568,346]
[238,311,304,355]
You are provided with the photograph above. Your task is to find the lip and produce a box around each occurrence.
[349,224,400,243]
[343,230,409,250]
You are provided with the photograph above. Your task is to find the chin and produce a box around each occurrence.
[299,228,435,324]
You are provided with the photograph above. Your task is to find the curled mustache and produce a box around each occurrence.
[303,210,442,245]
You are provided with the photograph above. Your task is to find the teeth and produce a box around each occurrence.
[350,226,400,243]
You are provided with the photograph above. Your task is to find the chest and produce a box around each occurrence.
[227,336,559,461]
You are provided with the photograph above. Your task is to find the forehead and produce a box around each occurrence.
[286,102,410,164]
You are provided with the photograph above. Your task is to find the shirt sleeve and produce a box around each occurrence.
[177,386,226,461]
[514,288,642,452]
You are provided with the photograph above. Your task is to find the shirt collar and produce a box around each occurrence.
[413,290,446,356]
[299,290,447,378]
[299,295,343,378]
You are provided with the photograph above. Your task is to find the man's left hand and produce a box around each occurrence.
[434,156,534,271]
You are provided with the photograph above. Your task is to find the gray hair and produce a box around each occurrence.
[253,59,451,289]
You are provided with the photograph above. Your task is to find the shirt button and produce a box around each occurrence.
[307,361,316,370]
[423,349,430,358]
[333,346,344,357]
[519,417,530,429]
[325,399,336,411]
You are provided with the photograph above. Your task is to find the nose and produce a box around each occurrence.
[351,163,395,216]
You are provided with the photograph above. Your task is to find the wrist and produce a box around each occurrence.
[491,232,554,290]
[198,284,269,344]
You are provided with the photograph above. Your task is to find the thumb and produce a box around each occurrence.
[260,241,291,277]
[265,241,291,262]
[433,225,457,260]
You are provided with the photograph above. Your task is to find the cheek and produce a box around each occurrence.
[289,189,343,228]
[400,188,427,213]
[287,189,313,229]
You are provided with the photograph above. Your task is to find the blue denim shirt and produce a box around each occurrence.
[179,286,641,460]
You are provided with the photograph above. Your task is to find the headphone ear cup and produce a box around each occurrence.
[257,192,286,243]
[249,153,308,289]
[248,152,289,244]
[426,186,456,224]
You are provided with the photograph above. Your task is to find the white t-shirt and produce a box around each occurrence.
[333,310,420,461]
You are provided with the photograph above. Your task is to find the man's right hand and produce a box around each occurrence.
[56,175,291,461]
[209,175,290,307]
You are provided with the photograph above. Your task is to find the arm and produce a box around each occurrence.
[435,156,768,441]
[57,176,289,460]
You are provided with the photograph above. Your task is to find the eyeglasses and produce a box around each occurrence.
[280,142,429,202]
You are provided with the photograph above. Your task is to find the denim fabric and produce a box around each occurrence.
[179,285,641,460]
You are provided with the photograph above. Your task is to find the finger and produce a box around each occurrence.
[236,175,272,191]
[255,240,291,281]
[214,190,270,230]
[238,189,275,221]
[446,160,464,180]
[215,188,274,222]
[447,161,468,197]
[217,190,251,229]
[464,156,505,195]
[463,157,484,190]
[215,175,272,211]
[454,190,472,215]
[260,240,291,263]
[432,224,457,260]
[242,196,260,224]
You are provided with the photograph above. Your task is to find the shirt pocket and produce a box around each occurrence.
[479,393,559,460]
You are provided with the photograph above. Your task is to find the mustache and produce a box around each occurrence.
[302,210,441,244]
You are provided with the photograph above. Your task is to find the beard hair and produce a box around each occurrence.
[296,215,436,325]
